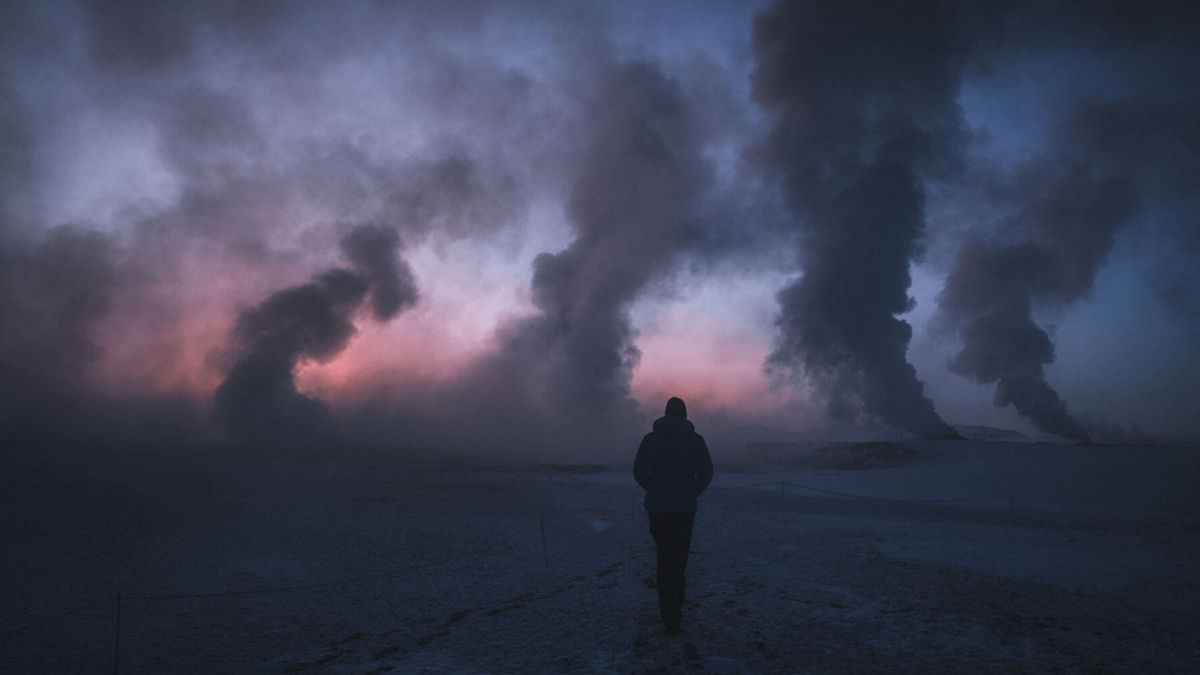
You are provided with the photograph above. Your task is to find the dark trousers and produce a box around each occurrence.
[648,512,695,630]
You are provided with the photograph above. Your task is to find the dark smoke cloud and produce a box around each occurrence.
[212,225,415,444]
[753,0,1200,441]
[5,0,1195,453]
[1067,98,1200,321]
[339,224,417,322]
[83,0,296,76]
[929,0,1200,441]
[404,58,720,459]
[528,61,713,411]
[937,161,1136,442]
[0,77,34,229]
[1,1,560,453]
[0,223,212,447]
[0,227,117,444]
[751,0,966,437]
[937,95,1197,441]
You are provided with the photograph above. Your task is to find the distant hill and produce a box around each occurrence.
[712,423,1043,448]
[712,424,907,451]
[952,425,1028,441]
[738,440,920,471]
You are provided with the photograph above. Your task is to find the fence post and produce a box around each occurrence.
[540,517,549,567]
[113,592,121,675]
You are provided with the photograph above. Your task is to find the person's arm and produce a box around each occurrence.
[633,434,654,491]
[694,435,713,496]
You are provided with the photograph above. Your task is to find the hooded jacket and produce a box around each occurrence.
[633,416,714,513]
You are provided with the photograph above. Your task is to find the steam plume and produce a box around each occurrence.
[432,59,715,456]
[0,227,118,444]
[752,0,962,437]
[339,224,416,322]
[212,225,416,444]
[938,95,1197,441]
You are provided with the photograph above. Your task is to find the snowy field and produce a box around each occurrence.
[3,439,1199,672]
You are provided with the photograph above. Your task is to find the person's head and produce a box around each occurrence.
[664,397,687,419]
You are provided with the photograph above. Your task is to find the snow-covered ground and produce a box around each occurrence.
[3,440,1199,672]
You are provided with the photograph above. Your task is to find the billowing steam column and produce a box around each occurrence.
[751,0,960,438]
[212,225,416,445]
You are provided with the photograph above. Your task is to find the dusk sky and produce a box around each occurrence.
[2,0,1198,457]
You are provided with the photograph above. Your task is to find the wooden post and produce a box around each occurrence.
[113,592,121,675]
[540,517,549,567]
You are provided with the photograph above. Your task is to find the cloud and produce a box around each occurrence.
[406,58,721,459]
[0,227,118,443]
[3,0,1197,453]
[752,0,1200,442]
[933,7,1200,441]
[339,224,418,322]
[212,225,415,444]
[751,0,966,437]
[936,160,1135,442]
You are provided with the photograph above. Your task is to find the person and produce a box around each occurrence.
[633,396,713,635]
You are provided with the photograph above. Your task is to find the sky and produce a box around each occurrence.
[2,0,1198,459]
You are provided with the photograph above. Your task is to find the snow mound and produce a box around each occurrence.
[742,441,919,470]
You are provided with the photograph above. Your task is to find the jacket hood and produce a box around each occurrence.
[652,415,695,436]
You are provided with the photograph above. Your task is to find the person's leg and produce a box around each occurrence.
[676,512,695,605]
[649,513,688,632]
[648,513,672,627]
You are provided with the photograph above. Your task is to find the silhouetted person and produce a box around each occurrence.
[633,396,713,635]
